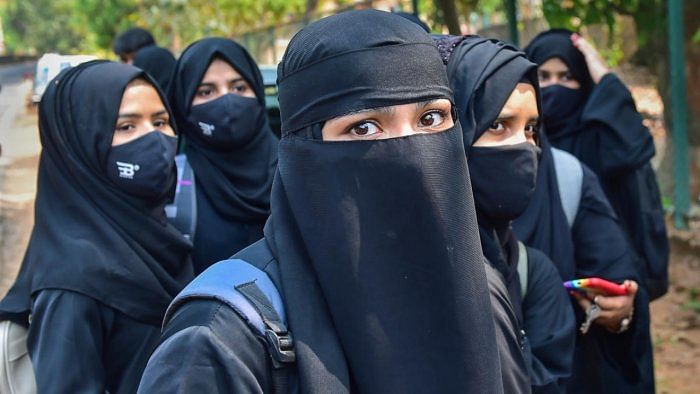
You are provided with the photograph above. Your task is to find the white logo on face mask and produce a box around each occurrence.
[116,162,140,179]
[198,122,215,136]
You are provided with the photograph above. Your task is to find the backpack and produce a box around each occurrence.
[551,147,583,228]
[165,154,197,240]
[0,320,36,394]
[163,242,295,393]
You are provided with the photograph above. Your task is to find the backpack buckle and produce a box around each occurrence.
[265,328,296,368]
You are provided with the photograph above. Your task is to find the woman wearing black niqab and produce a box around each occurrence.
[168,38,277,274]
[525,29,669,302]
[133,45,176,93]
[441,35,576,393]
[0,61,192,393]
[140,10,508,393]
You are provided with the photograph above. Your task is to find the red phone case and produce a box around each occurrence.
[564,277,628,296]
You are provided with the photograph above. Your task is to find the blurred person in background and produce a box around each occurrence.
[166,38,277,274]
[113,27,156,64]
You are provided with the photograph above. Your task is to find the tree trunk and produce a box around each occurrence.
[435,0,461,35]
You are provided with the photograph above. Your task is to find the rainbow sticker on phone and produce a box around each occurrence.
[564,277,628,296]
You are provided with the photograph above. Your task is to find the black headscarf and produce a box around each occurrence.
[0,61,193,326]
[133,45,176,93]
[442,35,547,306]
[441,35,578,283]
[267,10,502,393]
[169,38,277,223]
[524,28,593,140]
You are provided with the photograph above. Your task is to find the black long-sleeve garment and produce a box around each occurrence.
[139,251,525,394]
[545,75,668,302]
[28,290,162,394]
[515,162,655,393]
[556,74,669,298]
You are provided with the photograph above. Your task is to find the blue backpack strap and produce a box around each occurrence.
[164,258,294,368]
[551,148,583,227]
[165,154,197,240]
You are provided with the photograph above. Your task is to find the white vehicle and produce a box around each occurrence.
[32,53,96,104]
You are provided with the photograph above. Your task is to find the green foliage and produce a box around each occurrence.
[542,0,664,48]
[0,0,306,55]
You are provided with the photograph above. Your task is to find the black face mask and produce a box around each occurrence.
[186,93,262,150]
[106,131,177,200]
[541,84,585,133]
[469,142,540,225]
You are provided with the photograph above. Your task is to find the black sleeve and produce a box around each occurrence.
[572,165,639,282]
[522,248,576,394]
[484,263,532,394]
[27,289,108,393]
[138,299,272,394]
[579,73,655,177]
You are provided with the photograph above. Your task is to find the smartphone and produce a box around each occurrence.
[563,277,628,296]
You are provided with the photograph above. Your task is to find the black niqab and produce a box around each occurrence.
[267,10,502,393]
[133,45,176,93]
[0,61,193,326]
[169,38,277,223]
[443,35,544,307]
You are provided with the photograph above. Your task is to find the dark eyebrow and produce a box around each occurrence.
[345,106,396,116]
[415,99,443,109]
[151,110,168,117]
[196,82,216,89]
[494,113,515,121]
[228,77,245,84]
[117,113,141,119]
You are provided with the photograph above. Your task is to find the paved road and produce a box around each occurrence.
[0,62,39,296]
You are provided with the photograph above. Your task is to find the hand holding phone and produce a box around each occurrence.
[564,277,628,296]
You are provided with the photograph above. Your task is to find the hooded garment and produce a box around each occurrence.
[0,61,192,326]
[133,45,176,93]
[525,29,668,301]
[262,11,503,392]
[443,35,575,393]
[169,38,278,272]
[509,31,656,393]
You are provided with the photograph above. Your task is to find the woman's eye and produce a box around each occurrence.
[116,124,135,132]
[538,72,548,81]
[153,119,167,128]
[232,84,249,94]
[196,87,213,97]
[419,111,445,128]
[561,73,573,82]
[525,124,537,134]
[489,122,505,133]
[349,122,381,137]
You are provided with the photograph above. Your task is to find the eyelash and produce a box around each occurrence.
[489,122,538,133]
[346,109,449,137]
[115,118,169,133]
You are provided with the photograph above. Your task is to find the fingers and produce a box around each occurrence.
[594,294,628,310]
[571,291,591,311]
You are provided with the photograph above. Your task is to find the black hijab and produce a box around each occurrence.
[443,35,547,307]
[267,10,502,393]
[0,61,193,326]
[133,45,176,93]
[524,29,593,140]
[169,38,277,223]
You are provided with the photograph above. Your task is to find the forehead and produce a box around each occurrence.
[539,57,570,73]
[201,58,241,81]
[501,83,538,115]
[120,80,164,109]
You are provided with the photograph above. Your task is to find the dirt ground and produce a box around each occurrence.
[0,65,698,392]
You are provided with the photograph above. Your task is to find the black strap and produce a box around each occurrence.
[236,281,294,394]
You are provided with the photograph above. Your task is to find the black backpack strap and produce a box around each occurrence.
[164,255,295,393]
[165,154,197,240]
